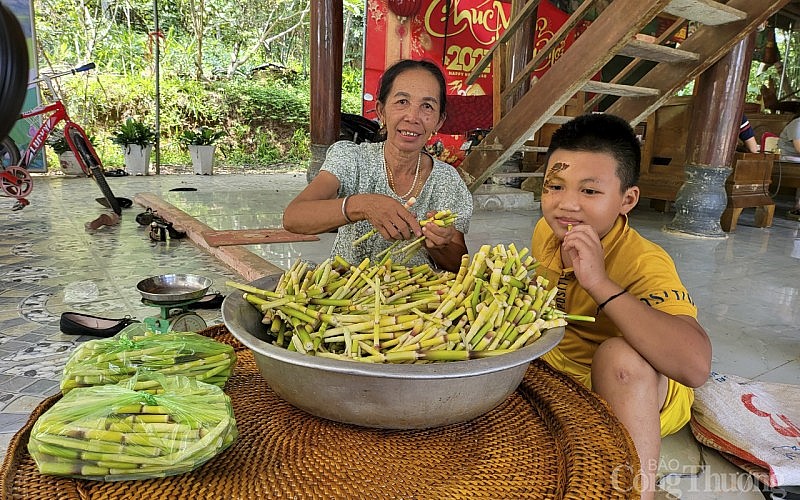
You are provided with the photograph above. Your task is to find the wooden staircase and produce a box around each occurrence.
[459,0,790,192]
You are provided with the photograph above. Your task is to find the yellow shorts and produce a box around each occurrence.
[541,347,693,437]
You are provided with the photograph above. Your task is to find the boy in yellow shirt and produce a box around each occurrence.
[532,113,712,499]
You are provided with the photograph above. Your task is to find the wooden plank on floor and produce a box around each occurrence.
[203,229,319,247]
[133,193,285,281]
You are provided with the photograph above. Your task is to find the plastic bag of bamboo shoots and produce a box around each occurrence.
[28,373,237,481]
[60,330,236,394]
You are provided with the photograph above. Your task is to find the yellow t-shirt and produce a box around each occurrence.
[531,215,698,436]
[531,215,697,367]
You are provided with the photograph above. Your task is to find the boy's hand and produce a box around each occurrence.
[561,224,609,293]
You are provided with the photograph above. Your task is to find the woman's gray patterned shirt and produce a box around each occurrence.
[321,140,473,269]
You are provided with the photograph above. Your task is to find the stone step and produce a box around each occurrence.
[472,184,539,211]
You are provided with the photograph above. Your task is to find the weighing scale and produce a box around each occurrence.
[140,297,207,332]
[136,274,211,333]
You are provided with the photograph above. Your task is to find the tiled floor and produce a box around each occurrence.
[1,171,798,498]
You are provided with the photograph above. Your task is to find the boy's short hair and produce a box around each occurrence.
[546,113,641,190]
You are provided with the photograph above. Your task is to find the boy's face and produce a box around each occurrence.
[541,149,639,240]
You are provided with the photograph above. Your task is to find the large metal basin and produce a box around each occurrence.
[222,275,564,430]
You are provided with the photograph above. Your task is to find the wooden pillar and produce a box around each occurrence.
[664,33,755,238]
[308,0,343,182]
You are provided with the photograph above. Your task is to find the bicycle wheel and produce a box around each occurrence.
[66,126,122,216]
[0,136,20,167]
[0,4,28,141]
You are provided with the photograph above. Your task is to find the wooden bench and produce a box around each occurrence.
[720,152,777,232]
[771,156,800,194]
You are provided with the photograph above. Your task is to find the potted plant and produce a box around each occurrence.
[48,133,85,176]
[112,118,155,175]
[179,127,223,175]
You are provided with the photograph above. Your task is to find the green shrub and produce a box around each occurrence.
[58,69,362,168]
[179,127,224,146]
[112,118,156,147]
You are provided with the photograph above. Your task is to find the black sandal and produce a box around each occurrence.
[136,208,156,226]
[149,220,187,241]
[97,197,133,209]
[60,312,139,337]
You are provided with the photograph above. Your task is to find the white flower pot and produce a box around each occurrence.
[59,151,86,176]
[124,144,152,175]
[189,144,215,175]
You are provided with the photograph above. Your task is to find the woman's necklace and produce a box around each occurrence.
[383,143,421,201]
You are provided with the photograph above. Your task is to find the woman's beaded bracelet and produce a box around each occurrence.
[596,290,626,315]
[341,195,353,224]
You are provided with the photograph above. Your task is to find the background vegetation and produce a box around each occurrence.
[29,1,800,170]
[34,0,365,170]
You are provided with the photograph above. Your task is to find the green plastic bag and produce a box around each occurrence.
[60,329,236,394]
[29,374,238,481]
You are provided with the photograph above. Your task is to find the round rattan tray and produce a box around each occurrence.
[1,325,639,499]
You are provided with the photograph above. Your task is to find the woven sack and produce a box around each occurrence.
[690,371,800,487]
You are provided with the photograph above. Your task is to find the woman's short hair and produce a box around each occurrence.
[377,59,447,117]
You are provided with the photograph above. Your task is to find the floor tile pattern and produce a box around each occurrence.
[1,171,798,499]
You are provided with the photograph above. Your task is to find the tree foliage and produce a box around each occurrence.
[32,0,365,168]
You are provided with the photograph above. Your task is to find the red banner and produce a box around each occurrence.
[363,0,583,166]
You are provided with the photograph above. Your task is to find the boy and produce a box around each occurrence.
[532,114,712,499]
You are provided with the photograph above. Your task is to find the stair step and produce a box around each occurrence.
[546,115,573,125]
[663,0,746,25]
[618,39,700,63]
[519,145,549,153]
[491,172,544,178]
[473,185,539,211]
[581,81,660,97]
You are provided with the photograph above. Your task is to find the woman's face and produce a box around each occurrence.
[377,68,446,153]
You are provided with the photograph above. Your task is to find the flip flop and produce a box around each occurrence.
[104,168,129,177]
[136,208,157,226]
[96,197,133,209]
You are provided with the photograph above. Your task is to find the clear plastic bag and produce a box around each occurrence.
[29,373,238,481]
[60,329,236,394]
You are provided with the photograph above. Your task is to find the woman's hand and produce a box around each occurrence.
[421,210,457,249]
[357,194,422,241]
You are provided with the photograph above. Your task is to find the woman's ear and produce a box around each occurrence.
[375,102,385,124]
[437,112,447,131]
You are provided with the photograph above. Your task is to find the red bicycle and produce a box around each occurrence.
[0,63,120,214]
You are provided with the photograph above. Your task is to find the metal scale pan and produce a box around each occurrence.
[136,274,211,332]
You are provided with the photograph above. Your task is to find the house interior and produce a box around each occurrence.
[2,0,800,498]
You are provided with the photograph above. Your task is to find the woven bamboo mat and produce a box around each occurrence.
[1,324,639,499]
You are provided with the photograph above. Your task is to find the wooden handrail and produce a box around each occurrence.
[465,0,541,86]
[500,0,599,103]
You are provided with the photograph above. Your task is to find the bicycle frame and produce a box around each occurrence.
[0,62,120,214]
[16,67,100,175]
[18,100,68,168]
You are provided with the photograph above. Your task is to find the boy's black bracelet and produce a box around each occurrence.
[596,290,626,315]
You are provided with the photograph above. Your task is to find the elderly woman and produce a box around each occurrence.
[283,59,473,271]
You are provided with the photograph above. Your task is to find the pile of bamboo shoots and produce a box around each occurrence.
[228,243,592,363]
[60,330,236,394]
[29,375,237,481]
